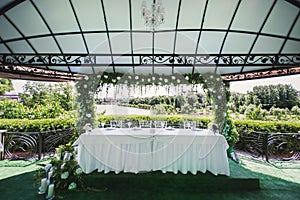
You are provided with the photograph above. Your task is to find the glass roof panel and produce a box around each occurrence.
[110,33,131,54]
[33,0,79,33]
[7,40,35,53]
[262,0,299,36]
[0,44,10,53]
[103,0,129,30]
[72,0,106,31]
[93,66,108,74]
[115,67,134,74]
[29,37,60,53]
[222,33,256,54]
[113,56,133,64]
[281,40,300,53]
[252,36,284,53]
[48,66,70,72]
[153,66,173,75]
[95,56,112,64]
[174,67,193,74]
[218,67,242,75]
[197,32,225,54]
[0,0,15,8]
[154,32,175,54]
[6,1,50,37]
[55,35,87,53]
[84,33,110,54]
[131,0,146,30]
[77,66,94,74]
[242,66,271,73]
[175,31,199,54]
[159,0,179,30]
[0,16,21,40]
[203,0,239,29]
[132,33,152,54]
[134,67,153,75]
[195,67,217,74]
[231,0,273,32]
[290,17,300,39]
[177,0,205,29]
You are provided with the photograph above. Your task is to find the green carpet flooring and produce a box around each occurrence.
[0,156,299,200]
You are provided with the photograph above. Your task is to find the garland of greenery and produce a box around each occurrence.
[75,72,229,134]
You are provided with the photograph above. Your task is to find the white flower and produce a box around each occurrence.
[152,76,156,80]
[97,75,101,78]
[147,78,151,82]
[185,76,189,80]
[61,171,69,179]
[164,79,168,83]
[68,182,77,190]
[84,76,89,80]
[86,113,91,118]
[177,79,181,83]
[210,75,214,79]
[171,76,176,80]
[104,75,108,79]
[128,75,131,79]
[159,77,162,81]
[217,95,222,99]
[83,84,87,88]
[141,78,144,82]
[216,78,220,81]
[44,164,52,172]
[61,163,66,169]
[135,76,139,80]
[117,76,121,80]
[75,168,83,175]
[0,111,3,115]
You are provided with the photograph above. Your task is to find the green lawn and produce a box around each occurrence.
[0,155,299,200]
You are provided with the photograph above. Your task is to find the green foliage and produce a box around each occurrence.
[234,119,300,133]
[0,118,75,132]
[0,78,13,95]
[20,82,73,111]
[244,104,268,120]
[222,117,239,146]
[0,98,69,119]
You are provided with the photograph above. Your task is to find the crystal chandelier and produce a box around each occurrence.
[141,0,165,30]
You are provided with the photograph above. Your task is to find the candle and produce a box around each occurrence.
[39,178,47,193]
[47,184,54,198]
[63,152,71,161]
[48,171,53,180]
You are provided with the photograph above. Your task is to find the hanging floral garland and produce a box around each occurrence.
[75,72,229,134]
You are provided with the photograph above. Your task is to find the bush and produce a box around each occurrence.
[0,118,75,132]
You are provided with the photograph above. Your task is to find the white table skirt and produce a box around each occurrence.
[73,128,230,176]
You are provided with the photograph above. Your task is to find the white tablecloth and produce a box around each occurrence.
[73,128,230,176]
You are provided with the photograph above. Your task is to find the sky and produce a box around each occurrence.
[9,73,300,95]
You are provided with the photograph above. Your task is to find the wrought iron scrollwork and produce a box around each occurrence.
[3,129,74,160]
[236,131,300,161]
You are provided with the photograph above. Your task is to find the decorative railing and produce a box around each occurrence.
[235,131,300,162]
[0,129,74,160]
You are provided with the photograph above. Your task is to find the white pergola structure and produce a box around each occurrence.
[0,0,299,81]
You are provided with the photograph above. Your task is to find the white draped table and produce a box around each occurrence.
[73,128,230,176]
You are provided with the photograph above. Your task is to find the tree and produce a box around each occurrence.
[247,84,299,110]
[20,82,73,111]
[0,78,13,95]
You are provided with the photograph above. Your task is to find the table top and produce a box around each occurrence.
[74,128,228,146]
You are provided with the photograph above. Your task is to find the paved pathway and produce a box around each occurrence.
[96,105,151,115]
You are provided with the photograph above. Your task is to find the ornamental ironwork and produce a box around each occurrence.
[1,54,299,67]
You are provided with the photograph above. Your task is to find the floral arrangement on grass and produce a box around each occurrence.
[35,143,84,199]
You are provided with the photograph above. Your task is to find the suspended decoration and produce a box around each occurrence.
[141,0,165,30]
[75,72,229,134]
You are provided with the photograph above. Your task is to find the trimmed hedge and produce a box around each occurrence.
[0,116,299,134]
[234,119,300,133]
[0,118,75,132]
